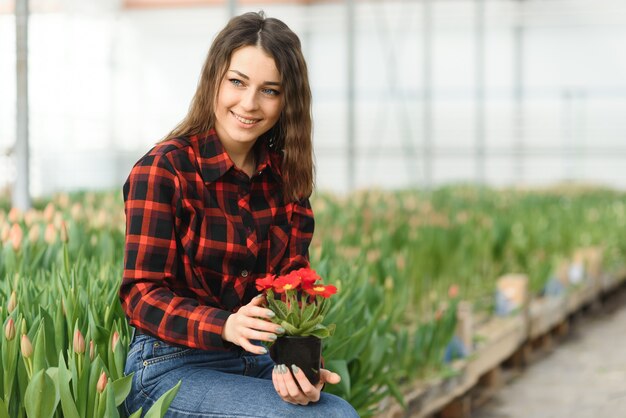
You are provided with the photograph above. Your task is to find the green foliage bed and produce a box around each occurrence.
[0,185,624,417]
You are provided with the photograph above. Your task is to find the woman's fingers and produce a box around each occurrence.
[222,315,274,353]
[290,365,320,402]
[222,294,284,353]
[242,315,280,332]
[272,364,327,405]
[273,364,310,405]
[319,368,341,386]
[273,365,296,404]
[241,327,277,343]
[239,339,266,354]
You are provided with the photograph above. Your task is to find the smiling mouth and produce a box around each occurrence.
[231,111,261,125]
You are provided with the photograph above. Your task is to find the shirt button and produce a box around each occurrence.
[241,269,249,278]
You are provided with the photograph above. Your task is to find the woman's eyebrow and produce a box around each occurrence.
[229,69,281,86]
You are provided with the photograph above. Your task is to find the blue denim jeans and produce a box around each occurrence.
[123,332,359,418]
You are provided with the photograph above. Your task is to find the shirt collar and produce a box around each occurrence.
[192,130,282,184]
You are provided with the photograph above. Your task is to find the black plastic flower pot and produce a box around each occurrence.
[270,335,322,385]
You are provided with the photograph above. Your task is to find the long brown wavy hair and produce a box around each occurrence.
[164,11,314,201]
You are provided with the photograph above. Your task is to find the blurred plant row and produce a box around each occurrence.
[1,185,625,417]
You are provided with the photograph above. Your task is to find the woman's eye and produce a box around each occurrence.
[229,79,243,87]
[262,88,280,96]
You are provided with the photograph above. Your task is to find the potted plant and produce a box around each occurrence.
[255,267,337,384]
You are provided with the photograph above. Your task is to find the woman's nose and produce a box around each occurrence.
[240,89,259,111]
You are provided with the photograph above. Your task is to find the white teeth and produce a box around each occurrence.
[233,112,258,125]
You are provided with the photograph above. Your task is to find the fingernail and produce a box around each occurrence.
[291,364,300,374]
[268,334,277,341]
[273,365,278,373]
[280,364,288,374]
[254,294,264,298]
[276,327,285,334]
[266,311,275,318]
[259,347,267,354]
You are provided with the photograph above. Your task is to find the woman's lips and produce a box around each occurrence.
[231,111,261,125]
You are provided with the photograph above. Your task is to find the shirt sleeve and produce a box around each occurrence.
[119,152,232,350]
[278,197,315,275]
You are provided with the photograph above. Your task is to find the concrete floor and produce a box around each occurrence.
[474,297,626,418]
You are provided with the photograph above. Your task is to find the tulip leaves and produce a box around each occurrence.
[24,369,57,418]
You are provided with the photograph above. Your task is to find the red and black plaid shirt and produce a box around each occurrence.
[119,130,314,350]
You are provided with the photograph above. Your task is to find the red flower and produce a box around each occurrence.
[304,283,337,298]
[255,274,275,291]
[293,268,321,285]
[273,275,302,293]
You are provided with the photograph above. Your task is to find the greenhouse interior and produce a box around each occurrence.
[1,0,626,417]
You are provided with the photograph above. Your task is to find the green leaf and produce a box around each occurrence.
[38,306,58,368]
[110,374,134,407]
[104,384,120,418]
[45,366,58,381]
[307,326,330,339]
[268,298,289,320]
[24,369,59,418]
[32,323,48,375]
[144,380,182,418]
[127,408,143,418]
[384,376,406,409]
[54,301,67,358]
[112,335,126,381]
[300,302,317,324]
[298,316,324,334]
[57,352,80,418]
[280,321,299,335]
[3,316,20,405]
[87,357,105,418]
[0,398,9,418]
[286,312,299,329]
[324,359,351,398]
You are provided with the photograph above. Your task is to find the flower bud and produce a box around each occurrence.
[28,224,40,244]
[111,331,119,352]
[21,334,33,358]
[57,192,70,209]
[94,210,107,229]
[448,284,459,299]
[53,212,63,229]
[44,224,57,244]
[7,291,17,313]
[89,340,95,361]
[97,371,107,393]
[10,224,23,251]
[5,318,15,341]
[70,203,83,221]
[23,209,38,227]
[0,224,10,242]
[43,203,55,223]
[8,207,22,223]
[60,221,69,243]
[73,329,85,354]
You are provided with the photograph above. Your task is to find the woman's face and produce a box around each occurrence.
[214,45,284,152]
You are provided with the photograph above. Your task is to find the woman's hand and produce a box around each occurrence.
[221,295,284,354]
[272,365,341,405]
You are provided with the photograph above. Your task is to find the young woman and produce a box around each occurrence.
[120,11,358,418]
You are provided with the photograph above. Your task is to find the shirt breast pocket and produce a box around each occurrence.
[267,224,291,272]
